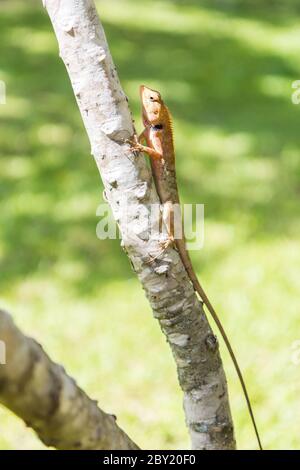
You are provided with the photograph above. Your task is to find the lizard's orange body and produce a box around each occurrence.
[131,85,263,450]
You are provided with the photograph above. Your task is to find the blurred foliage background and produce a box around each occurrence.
[1,0,300,450]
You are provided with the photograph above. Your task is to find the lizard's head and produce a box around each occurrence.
[140,85,163,126]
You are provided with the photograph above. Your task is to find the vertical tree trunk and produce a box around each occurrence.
[43,0,235,450]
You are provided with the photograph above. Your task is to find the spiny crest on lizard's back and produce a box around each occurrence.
[163,104,174,144]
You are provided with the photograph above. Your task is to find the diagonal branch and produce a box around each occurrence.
[0,309,139,450]
[43,0,235,450]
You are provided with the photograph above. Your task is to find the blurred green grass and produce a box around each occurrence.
[1,0,300,449]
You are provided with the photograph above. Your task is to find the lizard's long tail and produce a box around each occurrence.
[175,238,263,450]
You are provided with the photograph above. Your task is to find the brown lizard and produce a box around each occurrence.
[129,85,263,450]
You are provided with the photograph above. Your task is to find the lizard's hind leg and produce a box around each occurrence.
[147,202,176,264]
[162,201,176,246]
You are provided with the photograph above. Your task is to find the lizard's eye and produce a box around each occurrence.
[150,96,154,101]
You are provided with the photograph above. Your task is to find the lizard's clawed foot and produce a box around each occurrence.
[124,136,143,153]
[160,236,175,250]
[146,236,175,264]
[130,142,144,153]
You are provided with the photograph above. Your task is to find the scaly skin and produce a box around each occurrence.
[130,85,262,450]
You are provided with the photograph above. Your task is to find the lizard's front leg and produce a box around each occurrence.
[130,142,163,160]
[127,129,163,159]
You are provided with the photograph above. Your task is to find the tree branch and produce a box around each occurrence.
[43,0,235,449]
[0,309,139,450]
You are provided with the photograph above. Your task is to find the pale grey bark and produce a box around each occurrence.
[0,309,139,450]
[43,0,235,450]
